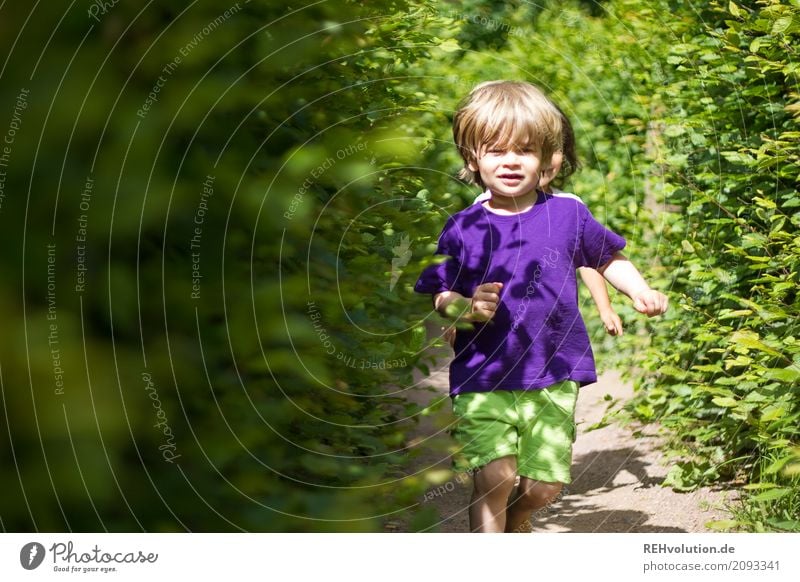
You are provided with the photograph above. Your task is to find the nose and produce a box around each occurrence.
[499,151,521,166]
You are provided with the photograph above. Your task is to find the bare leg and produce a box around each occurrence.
[468,456,517,533]
[505,478,563,533]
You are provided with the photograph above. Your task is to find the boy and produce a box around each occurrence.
[414,81,668,533]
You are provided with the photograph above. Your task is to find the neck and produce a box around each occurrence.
[484,189,541,215]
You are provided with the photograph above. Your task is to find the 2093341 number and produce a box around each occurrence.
[730,560,779,571]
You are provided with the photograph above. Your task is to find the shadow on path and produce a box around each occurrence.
[535,446,686,533]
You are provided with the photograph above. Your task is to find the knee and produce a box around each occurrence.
[516,481,563,509]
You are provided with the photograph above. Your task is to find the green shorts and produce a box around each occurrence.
[450,380,579,484]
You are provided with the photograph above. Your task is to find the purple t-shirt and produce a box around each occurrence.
[415,192,626,396]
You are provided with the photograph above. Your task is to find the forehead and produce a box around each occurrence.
[475,117,541,151]
[480,133,538,151]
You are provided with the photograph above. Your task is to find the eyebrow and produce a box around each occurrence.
[481,141,538,152]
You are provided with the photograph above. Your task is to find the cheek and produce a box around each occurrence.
[476,160,492,174]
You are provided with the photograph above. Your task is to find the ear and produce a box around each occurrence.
[466,147,482,172]
[539,163,558,186]
[544,164,558,179]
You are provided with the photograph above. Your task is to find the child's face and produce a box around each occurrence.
[469,143,545,198]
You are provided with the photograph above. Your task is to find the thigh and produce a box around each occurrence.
[451,390,518,473]
[515,380,579,483]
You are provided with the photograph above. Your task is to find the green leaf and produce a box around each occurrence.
[721,150,754,165]
[437,39,461,53]
[712,396,739,408]
[705,519,739,531]
[772,16,800,35]
[693,364,723,372]
[763,366,800,383]
[743,482,778,490]
[424,469,453,486]
[751,488,792,502]
[760,406,786,422]
[763,455,794,475]
[660,365,687,377]
[729,331,784,357]
[753,196,777,209]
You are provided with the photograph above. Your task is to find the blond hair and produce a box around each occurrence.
[453,81,563,187]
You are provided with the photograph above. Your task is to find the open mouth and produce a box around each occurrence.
[499,173,523,183]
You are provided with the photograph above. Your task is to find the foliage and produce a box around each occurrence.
[626,0,800,530]
[0,0,448,531]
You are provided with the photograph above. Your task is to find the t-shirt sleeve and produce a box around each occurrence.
[414,217,463,296]
[576,206,627,269]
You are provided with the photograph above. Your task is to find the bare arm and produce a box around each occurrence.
[433,283,504,322]
[597,252,668,316]
[578,267,623,335]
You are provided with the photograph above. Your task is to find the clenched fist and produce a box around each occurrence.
[470,282,503,322]
[632,289,669,316]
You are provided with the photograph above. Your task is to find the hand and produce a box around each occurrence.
[442,326,456,348]
[599,308,624,336]
[470,282,503,322]
[632,289,669,316]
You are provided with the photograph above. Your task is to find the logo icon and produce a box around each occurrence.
[20,542,46,570]
[389,234,411,291]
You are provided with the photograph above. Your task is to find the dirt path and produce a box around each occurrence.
[396,359,734,533]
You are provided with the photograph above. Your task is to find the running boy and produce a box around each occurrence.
[415,81,668,533]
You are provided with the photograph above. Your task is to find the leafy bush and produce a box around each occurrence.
[627,0,800,531]
[0,0,447,531]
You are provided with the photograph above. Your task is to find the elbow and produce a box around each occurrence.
[598,251,626,275]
